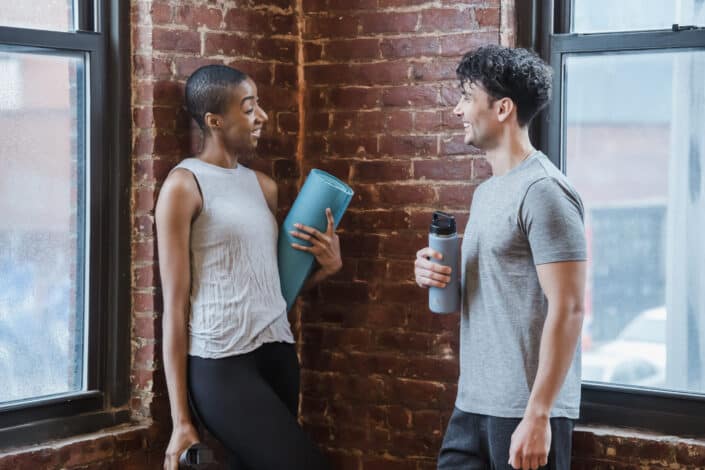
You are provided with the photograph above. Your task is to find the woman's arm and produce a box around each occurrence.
[254,171,343,291]
[155,169,202,470]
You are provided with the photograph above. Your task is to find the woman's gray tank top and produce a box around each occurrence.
[173,158,294,358]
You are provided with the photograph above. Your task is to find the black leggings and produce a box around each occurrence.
[188,342,329,470]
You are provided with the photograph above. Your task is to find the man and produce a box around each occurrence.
[414,45,587,470]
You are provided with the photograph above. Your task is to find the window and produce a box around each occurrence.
[0,1,130,448]
[520,0,705,435]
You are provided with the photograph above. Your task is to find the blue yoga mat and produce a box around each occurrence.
[278,169,354,311]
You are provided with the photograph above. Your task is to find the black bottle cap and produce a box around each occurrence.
[430,211,456,235]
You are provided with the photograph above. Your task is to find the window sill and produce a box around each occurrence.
[0,419,157,468]
[573,425,705,467]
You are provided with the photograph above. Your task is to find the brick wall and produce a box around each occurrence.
[296,1,499,468]
[2,1,705,469]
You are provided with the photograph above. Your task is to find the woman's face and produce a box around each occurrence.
[209,78,269,156]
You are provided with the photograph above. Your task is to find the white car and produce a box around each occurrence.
[582,306,666,387]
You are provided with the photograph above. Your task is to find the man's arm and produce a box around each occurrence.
[509,260,586,470]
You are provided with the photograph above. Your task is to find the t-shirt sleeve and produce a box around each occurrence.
[519,177,587,265]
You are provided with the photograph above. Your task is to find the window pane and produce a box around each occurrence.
[565,50,705,394]
[0,47,86,404]
[0,0,75,32]
[572,0,705,33]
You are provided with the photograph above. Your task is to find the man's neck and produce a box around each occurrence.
[484,130,535,177]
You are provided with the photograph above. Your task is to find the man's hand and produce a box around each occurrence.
[414,247,451,288]
[291,208,342,277]
[508,414,551,470]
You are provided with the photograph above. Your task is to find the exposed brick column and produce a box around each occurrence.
[297,2,499,468]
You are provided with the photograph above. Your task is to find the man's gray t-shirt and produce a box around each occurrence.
[457,151,587,419]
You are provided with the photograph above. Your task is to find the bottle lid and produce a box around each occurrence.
[430,211,456,235]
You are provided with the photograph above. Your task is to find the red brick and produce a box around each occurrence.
[440,134,476,156]
[147,2,173,24]
[380,135,436,157]
[420,8,472,33]
[379,231,427,258]
[304,42,323,61]
[380,111,412,133]
[353,160,411,182]
[272,14,297,35]
[436,183,475,208]
[304,14,359,39]
[278,112,300,133]
[414,159,472,180]
[256,38,297,63]
[380,36,440,59]
[271,64,296,88]
[328,136,378,158]
[152,28,201,53]
[133,54,172,79]
[204,32,253,56]
[175,5,223,30]
[134,186,157,213]
[410,57,459,82]
[134,264,157,288]
[227,59,273,84]
[152,79,185,102]
[224,9,270,33]
[351,61,410,86]
[173,56,222,79]
[414,111,443,132]
[358,12,419,34]
[475,7,501,29]
[378,183,435,205]
[325,38,380,61]
[329,87,382,109]
[328,0,377,9]
[439,32,499,56]
[132,26,153,51]
[303,0,328,12]
[379,0,430,5]
[353,209,410,230]
[382,85,439,107]
[320,281,371,303]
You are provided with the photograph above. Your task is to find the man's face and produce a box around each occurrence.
[211,78,269,157]
[453,81,498,150]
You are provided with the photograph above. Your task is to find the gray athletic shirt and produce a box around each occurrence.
[457,151,587,419]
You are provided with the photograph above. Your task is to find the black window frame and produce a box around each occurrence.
[518,0,705,437]
[0,0,131,449]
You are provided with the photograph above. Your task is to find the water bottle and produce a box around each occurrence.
[179,443,214,469]
[428,211,460,314]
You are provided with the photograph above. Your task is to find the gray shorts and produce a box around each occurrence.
[438,407,574,470]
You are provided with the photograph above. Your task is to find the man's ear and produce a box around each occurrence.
[496,97,515,123]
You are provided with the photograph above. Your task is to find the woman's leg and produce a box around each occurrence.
[188,349,329,470]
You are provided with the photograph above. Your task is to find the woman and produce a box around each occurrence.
[156,65,338,470]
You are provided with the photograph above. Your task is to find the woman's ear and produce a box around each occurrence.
[204,112,221,132]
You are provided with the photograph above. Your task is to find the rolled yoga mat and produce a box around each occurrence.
[278,169,354,311]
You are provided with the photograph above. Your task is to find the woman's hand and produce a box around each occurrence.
[291,208,342,277]
[164,422,200,470]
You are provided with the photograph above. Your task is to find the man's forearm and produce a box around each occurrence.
[525,302,584,418]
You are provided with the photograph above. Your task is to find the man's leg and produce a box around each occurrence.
[485,415,575,470]
[437,407,489,470]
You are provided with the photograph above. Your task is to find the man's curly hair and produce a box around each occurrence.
[456,45,553,127]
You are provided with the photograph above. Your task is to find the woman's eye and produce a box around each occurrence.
[245,108,254,114]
